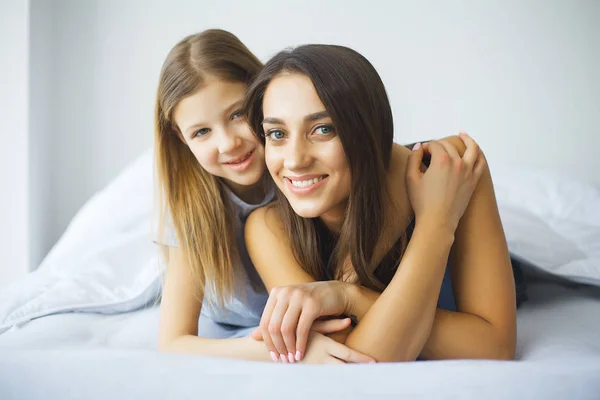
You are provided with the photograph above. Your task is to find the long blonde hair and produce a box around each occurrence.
[154,29,263,306]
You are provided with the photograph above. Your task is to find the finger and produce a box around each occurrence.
[325,357,345,364]
[330,342,376,364]
[268,299,292,359]
[437,139,460,161]
[259,293,279,361]
[250,327,262,341]
[473,150,487,181]
[280,301,303,362]
[295,304,321,361]
[425,140,450,167]
[311,318,351,334]
[459,132,480,169]
[406,142,425,182]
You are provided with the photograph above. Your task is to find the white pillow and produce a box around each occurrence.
[493,164,600,286]
[0,148,161,332]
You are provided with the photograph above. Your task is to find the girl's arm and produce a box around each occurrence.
[158,245,369,364]
[157,245,271,361]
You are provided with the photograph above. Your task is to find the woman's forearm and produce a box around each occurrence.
[344,220,454,362]
[419,308,513,360]
[160,335,272,361]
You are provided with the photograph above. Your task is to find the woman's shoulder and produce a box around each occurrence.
[385,143,414,219]
[367,143,414,265]
[245,203,286,239]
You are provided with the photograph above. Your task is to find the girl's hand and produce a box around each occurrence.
[254,281,352,363]
[406,132,486,232]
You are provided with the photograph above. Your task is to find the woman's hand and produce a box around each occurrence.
[254,281,352,362]
[297,331,376,364]
[407,132,486,232]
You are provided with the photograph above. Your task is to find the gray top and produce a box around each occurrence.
[157,183,274,327]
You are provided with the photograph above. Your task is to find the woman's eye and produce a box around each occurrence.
[315,125,335,135]
[266,130,285,140]
[194,128,210,137]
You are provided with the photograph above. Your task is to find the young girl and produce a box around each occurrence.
[154,30,373,363]
[244,44,517,363]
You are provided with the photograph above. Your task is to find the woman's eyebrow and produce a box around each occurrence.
[262,117,284,125]
[262,111,330,125]
[303,111,329,122]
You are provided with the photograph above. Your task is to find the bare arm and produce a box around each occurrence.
[158,245,271,361]
[344,219,454,361]
[345,136,516,361]
[420,140,516,360]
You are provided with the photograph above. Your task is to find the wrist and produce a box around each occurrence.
[340,282,359,316]
[244,335,274,362]
[416,214,457,240]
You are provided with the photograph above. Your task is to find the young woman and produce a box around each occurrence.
[154,30,372,363]
[244,44,517,363]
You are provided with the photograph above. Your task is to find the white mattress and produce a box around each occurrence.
[1,280,599,400]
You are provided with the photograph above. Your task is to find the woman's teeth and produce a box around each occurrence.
[290,177,325,187]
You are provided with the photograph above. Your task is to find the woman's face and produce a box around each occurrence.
[261,73,351,229]
[173,79,265,196]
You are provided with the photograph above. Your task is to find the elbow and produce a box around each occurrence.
[157,338,172,353]
[484,326,516,360]
[492,335,516,361]
[158,335,180,353]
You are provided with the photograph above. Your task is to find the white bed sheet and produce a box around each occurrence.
[1,281,599,399]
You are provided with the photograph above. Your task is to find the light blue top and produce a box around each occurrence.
[158,183,274,327]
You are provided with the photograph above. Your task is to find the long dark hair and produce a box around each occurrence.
[245,45,402,291]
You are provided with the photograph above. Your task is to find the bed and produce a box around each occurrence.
[1,149,599,399]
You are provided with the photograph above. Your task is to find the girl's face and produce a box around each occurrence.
[173,79,265,197]
[261,73,351,230]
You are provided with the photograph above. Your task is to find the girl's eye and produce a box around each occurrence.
[265,130,285,141]
[315,125,335,135]
[231,110,243,120]
[194,128,210,137]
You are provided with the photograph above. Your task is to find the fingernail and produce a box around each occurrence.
[413,142,422,151]
[460,131,469,136]
[288,353,295,363]
[270,351,278,362]
[280,354,287,363]
[295,351,302,361]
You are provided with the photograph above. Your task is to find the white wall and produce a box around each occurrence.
[0,0,30,289]
[1,0,599,286]
[49,1,599,232]
[29,0,55,272]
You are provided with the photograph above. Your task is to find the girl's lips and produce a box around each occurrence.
[225,150,255,171]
